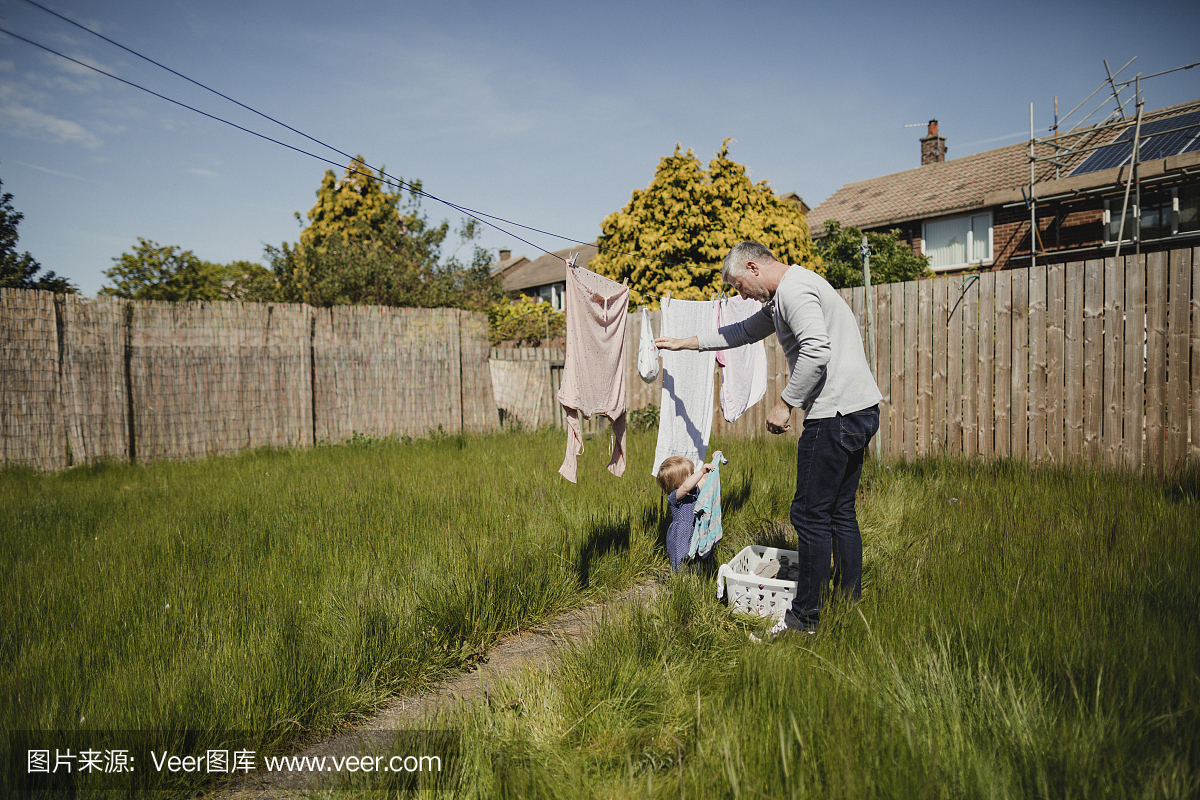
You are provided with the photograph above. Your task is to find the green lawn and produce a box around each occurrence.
[363,455,1200,799]
[0,427,794,792]
[4,430,1198,798]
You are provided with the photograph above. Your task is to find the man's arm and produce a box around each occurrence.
[654,335,698,351]
[776,283,831,409]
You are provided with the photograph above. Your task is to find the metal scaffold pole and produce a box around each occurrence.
[1030,103,1037,270]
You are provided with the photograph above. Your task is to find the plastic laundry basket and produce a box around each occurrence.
[716,544,798,621]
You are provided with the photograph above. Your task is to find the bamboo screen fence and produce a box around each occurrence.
[491,245,1199,475]
[0,294,497,470]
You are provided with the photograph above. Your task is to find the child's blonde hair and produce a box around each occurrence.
[656,456,694,494]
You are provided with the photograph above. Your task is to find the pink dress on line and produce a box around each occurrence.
[557,263,630,483]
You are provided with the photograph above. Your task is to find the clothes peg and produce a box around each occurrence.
[664,290,671,308]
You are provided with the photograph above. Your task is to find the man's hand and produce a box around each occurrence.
[654,335,699,351]
[766,399,793,434]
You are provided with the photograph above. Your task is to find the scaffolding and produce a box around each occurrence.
[1024,59,1200,267]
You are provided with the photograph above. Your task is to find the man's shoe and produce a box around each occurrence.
[749,618,814,644]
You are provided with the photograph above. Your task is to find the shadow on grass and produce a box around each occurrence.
[721,469,755,519]
[575,511,632,590]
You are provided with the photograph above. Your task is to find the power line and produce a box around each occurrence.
[0,25,586,268]
[9,1,666,271]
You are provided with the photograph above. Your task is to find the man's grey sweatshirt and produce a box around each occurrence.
[696,266,881,420]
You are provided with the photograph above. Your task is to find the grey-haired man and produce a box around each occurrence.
[655,241,881,638]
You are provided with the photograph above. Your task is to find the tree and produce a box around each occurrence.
[816,220,932,289]
[271,156,502,310]
[300,156,415,250]
[0,179,76,293]
[100,238,242,301]
[589,140,822,306]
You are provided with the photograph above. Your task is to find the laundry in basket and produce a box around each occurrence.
[716,544,799,621]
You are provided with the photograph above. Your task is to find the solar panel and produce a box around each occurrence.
[1070,109,1200,176]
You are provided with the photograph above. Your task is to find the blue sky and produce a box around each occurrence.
[1,0,1197,295]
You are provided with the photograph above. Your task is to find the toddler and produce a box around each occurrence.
[657,455,717,571]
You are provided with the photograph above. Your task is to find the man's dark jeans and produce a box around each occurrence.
[784,404,879,631]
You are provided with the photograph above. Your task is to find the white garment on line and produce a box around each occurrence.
[718,296,768,422]
[652,298,717,476]
[636,306,660,383]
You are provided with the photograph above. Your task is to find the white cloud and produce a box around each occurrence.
[0,97,102,148]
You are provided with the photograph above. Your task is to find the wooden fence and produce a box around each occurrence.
[489,245,1199,474]
[857,248,1198,475]
[0,290,497,470]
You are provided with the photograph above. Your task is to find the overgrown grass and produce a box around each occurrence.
[0,426,796,792]
[360,457,1200,799]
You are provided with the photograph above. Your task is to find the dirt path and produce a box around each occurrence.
[215,579,662,797]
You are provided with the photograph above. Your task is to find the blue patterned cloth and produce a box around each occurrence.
[689,451,728,560]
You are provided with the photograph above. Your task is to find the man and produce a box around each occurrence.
[655,241,881,639]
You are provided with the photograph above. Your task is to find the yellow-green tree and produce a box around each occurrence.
[300,156,411,249]
[591,140,822,307]
[272,156,501,310]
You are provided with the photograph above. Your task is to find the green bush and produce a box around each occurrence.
[488,295,565,346]
[629,404,660,431]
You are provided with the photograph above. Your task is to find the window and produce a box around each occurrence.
[1179,184,1200,234]
[534,282,565,311]
[1104,186,1200,244]
[922,212,992,270]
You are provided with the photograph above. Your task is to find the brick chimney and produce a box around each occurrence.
[920,120,947,165]
[499,249,511,261]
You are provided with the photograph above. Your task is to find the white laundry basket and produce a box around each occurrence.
[716,545,798,621]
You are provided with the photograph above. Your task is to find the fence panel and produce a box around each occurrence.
[1192,247,1200,465]
[1145,251,1169,476]
[1103,257,1125,468]
[1011,270,1029,460]
[918,279,932,456]
[1124,256,1146,470]
[1065,261,1085,460]
[889,283,903,457]
[1168,248,1192,473]
[932,276,947,453]
[963,276,979,459]
[977,272,995,458]
[1083,259,1105,464]
[460,311,500,435]
[1047,263,1065,461]
[1028,266,1047,462]
[61,294,128,465]
[314,306,462,443]
[0,288,64,470]
[947,276,963,455]
[994,271,1012,458]
[876,286,892,457]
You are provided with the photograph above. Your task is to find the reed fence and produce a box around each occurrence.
[0,292,497,470]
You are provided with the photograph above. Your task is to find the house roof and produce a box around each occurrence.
[500,243,599,293]
[806,100,1200,236]
[489,253,530,276]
